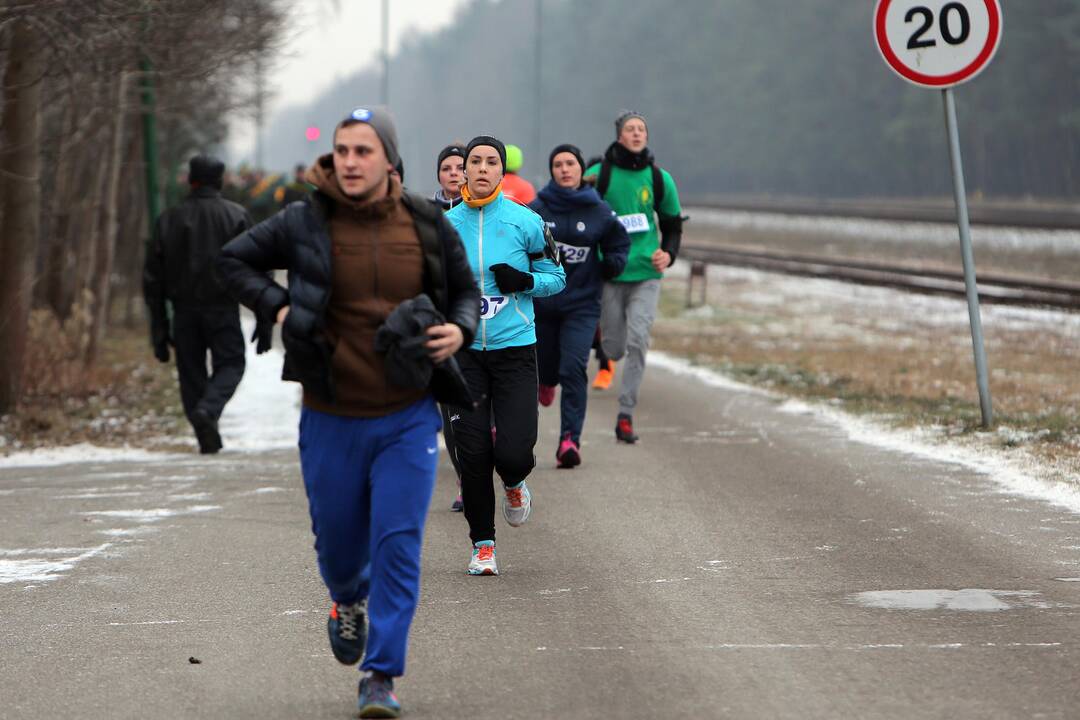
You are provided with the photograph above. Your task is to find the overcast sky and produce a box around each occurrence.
[228,0,469,158]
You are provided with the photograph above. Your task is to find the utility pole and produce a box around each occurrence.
[533,0,543,184]
[381,0,390,105]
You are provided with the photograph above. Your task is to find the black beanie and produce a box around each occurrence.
[436,144,466,178]
[466,135,506,171]
[548,143,585,178]
[189,155,224,189]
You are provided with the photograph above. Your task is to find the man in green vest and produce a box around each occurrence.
[585,110,683,443]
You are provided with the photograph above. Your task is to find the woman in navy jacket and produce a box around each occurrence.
[529,144,630,468]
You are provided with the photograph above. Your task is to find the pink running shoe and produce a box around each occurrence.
[556,433,581,469]
[538,384,556,407]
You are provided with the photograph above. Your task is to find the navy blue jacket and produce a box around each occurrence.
[529,182,630,312]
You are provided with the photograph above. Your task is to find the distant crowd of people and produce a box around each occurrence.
[144,105,682,718]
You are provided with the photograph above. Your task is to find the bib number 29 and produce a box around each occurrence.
[480,295,508,320]
[906,3,970,49]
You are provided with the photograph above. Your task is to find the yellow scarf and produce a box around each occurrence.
[461,181,503,208]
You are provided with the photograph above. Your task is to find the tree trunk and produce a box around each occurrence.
[86,72,130,365]
[0,21,45,412]
[41,102,75,318]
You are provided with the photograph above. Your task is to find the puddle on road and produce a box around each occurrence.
[851,589,1053,612]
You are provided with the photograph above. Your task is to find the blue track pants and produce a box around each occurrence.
[298,397,441,677]
[536,305,601,444]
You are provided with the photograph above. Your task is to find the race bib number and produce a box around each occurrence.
[479,295,508,320]
[556,242,591,264]
[618,213,650,234]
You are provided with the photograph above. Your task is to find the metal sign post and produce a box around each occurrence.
[942,87,992,426]
[874,0,1003,428]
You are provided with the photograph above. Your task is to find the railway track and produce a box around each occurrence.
[679,242,1080,310]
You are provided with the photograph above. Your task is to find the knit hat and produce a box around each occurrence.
[336,106,400,169]
[436,143,466,178]
[505,144,524,173]
[614,109,648,138]
[466,135,506,171]
[189,155,224,188]
[548,143,585,177]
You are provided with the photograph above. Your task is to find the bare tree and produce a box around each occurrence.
[0,0,287,409]
[0,18,45,412]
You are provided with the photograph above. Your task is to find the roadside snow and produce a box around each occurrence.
[651,351,1080,516]
[0,445,180,469]
[0,314,299,468]
[689,208,1080,256]
[217,316,300,450]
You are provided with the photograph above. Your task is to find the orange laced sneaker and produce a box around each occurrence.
[593,362,615,390]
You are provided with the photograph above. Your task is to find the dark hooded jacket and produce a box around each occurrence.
[528,182,630,311]
[143,183,252,349]
[217,155,480,407]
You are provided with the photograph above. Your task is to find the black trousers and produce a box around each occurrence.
[439,403,465,482]
[451,344,538,544]
[172,305,246,426]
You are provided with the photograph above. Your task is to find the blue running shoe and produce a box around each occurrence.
[327,600,367,665]
[358,673,402,718]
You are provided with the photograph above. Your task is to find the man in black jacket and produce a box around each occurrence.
[217,106,479,719]
[144,155,252,454]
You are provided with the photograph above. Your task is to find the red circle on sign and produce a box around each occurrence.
[874,0,1002,88]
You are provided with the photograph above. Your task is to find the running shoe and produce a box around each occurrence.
[593,362,615,391]
[467,540,498,575]
[358,673,401,718]
[615,413,639,444]
[538,383,556,407]
[556,433,581,469]
[503,481,532,527]
[450,494,464,512]
[327,600,367,665]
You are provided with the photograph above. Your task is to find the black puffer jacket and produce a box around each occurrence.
[217,189,480,404]
[143,186,252,346]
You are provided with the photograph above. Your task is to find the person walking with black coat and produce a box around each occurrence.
[217,107,479,718]
[529,144,629,467]
[143,155,252,454]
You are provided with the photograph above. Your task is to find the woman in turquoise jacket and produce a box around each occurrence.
[445,135,565,576]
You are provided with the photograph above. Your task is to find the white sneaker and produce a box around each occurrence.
[502,481,531,527]
[467,540,498,575]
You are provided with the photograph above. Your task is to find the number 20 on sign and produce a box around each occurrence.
[874,0,1002,428]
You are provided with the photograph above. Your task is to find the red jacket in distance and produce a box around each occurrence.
[501,172,536,205]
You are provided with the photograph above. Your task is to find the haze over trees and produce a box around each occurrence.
[260,0,1080,201]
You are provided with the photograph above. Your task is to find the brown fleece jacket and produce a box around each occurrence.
[302,156,426,417]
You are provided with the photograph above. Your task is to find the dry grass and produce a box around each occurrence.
[652,263,1080,476]
[0,313,187,454]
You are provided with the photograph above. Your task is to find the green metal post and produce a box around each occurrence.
[140,58,161,233]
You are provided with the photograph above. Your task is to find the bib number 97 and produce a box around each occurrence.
[480,295,508,320]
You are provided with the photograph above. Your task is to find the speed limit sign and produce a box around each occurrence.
[874,0,1002,88]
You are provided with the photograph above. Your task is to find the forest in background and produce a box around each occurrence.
[260,0,1080,200]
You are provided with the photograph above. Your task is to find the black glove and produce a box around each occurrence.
[489,263,533,294]
[252,319,273,354]
[153,341,170,364]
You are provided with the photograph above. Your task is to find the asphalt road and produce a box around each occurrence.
[2,362,1079,719]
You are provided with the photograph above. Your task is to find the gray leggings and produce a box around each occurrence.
[599,279,661,416]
